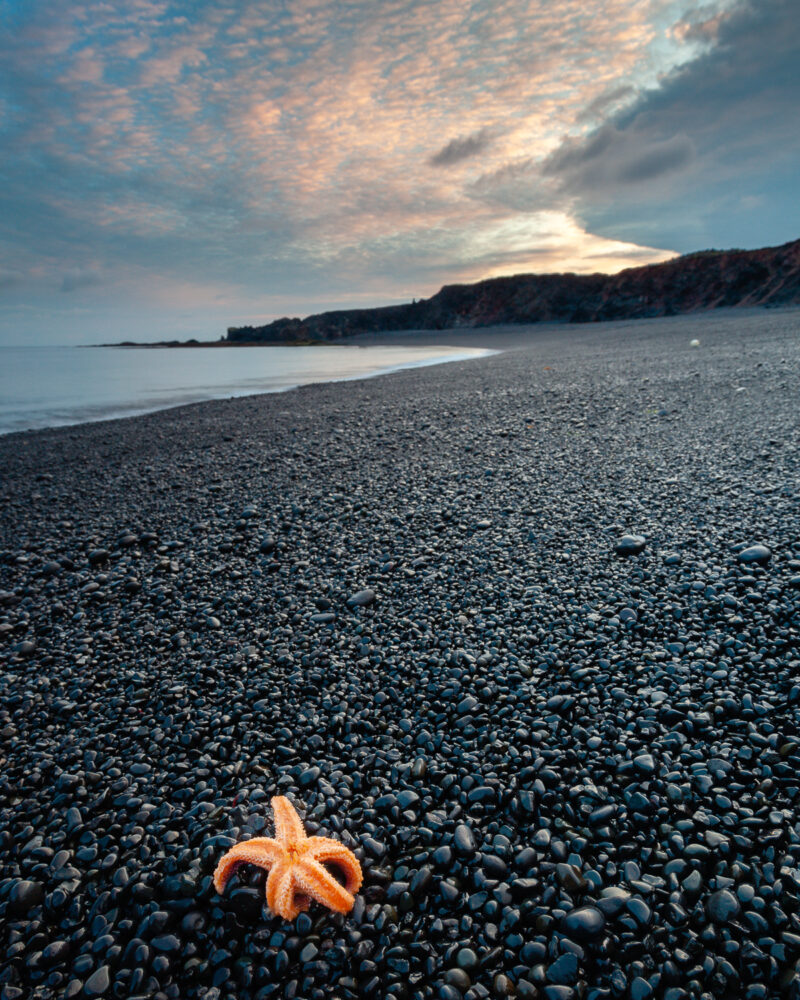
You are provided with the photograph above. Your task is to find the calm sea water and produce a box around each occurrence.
[0,344,494,435]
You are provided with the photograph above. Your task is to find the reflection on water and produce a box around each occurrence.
[0,344,495,434]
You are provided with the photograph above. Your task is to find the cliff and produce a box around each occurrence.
[227,237,800,342]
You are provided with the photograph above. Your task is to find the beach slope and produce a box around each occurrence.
[1,309,799,999]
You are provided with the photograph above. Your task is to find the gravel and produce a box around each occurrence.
[1,308,799,1000]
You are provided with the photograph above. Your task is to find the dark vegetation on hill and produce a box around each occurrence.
[227,238,800,342]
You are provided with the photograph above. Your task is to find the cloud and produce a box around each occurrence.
[576,84,636,123]
[0,269,21,290]
[61,268,102,292]
[545,126,695,190]
[467,158,556,213]
[429,128,494,167]
[138,43,208,86]
[616,136,694,183]
[1,0,792,343]
[671,5,731,45]
[458,210,676,281]
[1,0,679,275]
[545,0,800,250]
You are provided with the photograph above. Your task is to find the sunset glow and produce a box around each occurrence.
[0,0,797,342]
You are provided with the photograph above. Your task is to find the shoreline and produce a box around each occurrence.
[89,339,331,348]
[0,343,498,439]
[7,305,795,439]
[2,308,799,999]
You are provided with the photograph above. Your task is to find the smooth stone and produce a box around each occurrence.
[456,947,479,971]
[84,966,111,998]
[444,969,472,989]
[9,879,44,914]
[439,880,460,904]
[494,974,515,997]
[589,804,615,826]
[431,845,453,867]
[65,807,83,833]
[738,544,771,564]
[468,785,496,804]
[615,535,646,556]
[630,977,654,1000]
[41,940,70,967]
[299,942,318,963]
[707,889,740,923]
[532,829,551,849]
[409,865,433,897]
[397,789,420,810]
[481,854,507,878]
[681,870,703,895]
[347,588,376,607]
[151,933,181,953]
[562,906,606,941]
[597,887,630,916]
[454,824,476,854]
[547,953,579,985]
[299,766,321,786]
[626,897,652,926]
[556,863,587,892]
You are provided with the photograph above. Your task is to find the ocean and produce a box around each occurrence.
[0,343,494,435]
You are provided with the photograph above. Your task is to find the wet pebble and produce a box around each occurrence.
[347,588,376,607]
[614,534,646,556]
[9,879,44,915]
[707,889,741,923]
[737,543,771,564]
[562,906,606,941]
[83,965,110,998]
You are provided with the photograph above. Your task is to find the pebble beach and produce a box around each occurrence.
[1,308,800,1000]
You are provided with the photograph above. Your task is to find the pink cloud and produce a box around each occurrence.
[138,43,208,85]
[3,0,721,326]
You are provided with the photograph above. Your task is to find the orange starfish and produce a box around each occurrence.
[213,795,363,921]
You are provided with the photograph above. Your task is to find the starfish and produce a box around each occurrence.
[213,795,363,921]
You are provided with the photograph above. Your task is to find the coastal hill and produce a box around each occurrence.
[227,237,800,342]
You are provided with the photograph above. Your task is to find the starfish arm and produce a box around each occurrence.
[295,856,358,915]
[271,795,307,846]
[303,837,364,895]
[213,837,284,895]
[267,857,310,921]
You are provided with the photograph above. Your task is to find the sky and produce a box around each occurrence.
[0,0,798,344]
